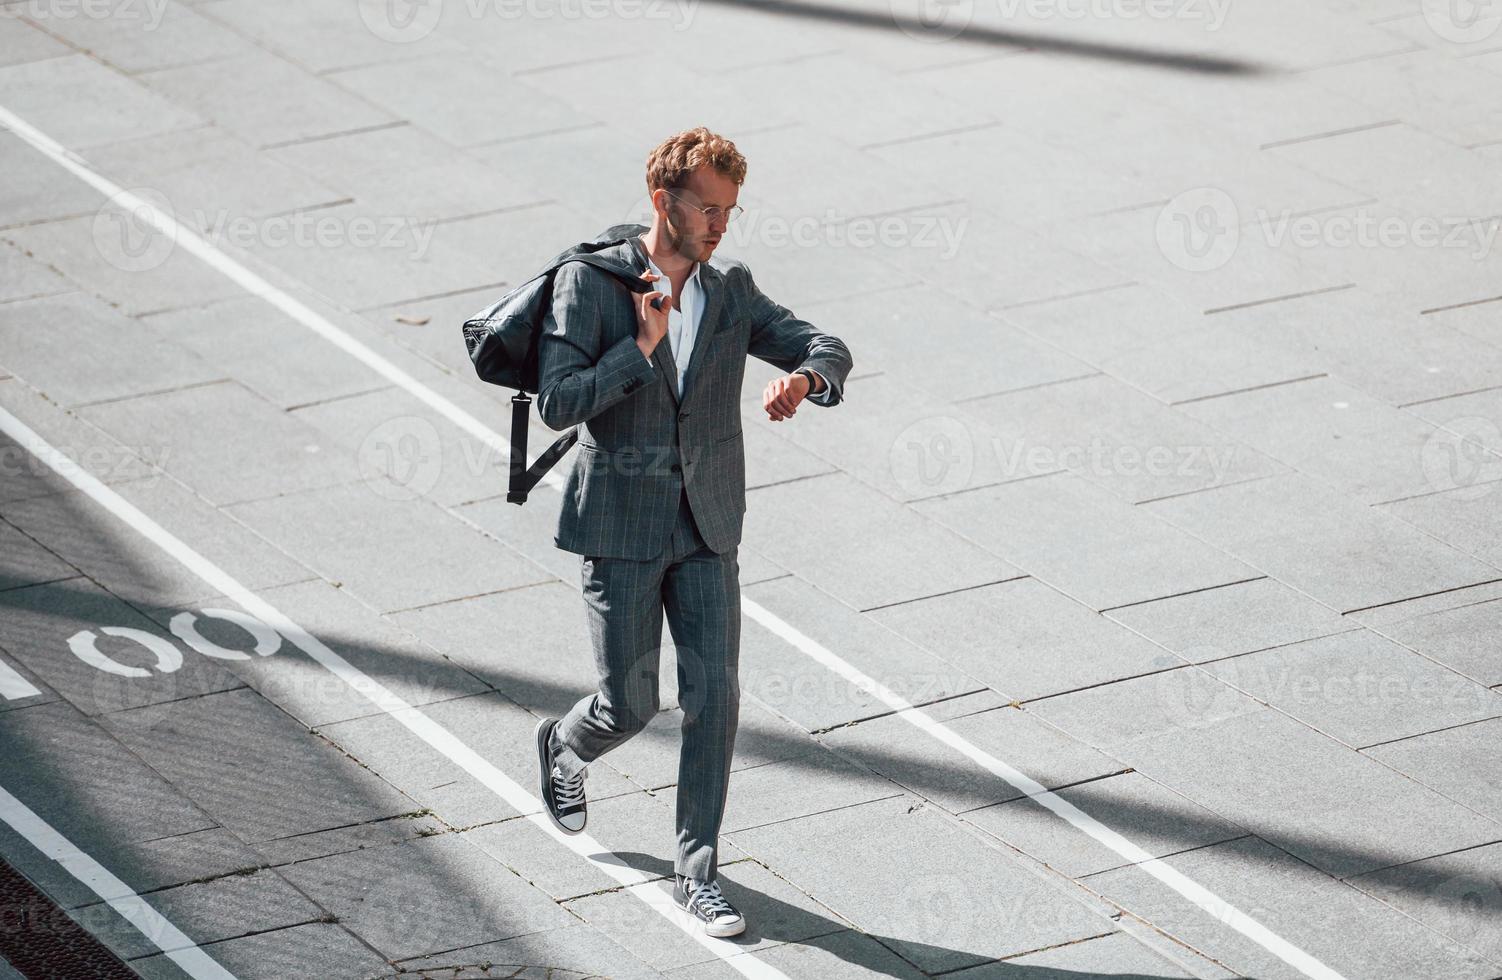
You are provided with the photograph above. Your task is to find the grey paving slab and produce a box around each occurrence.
[470,122,669,224]
[1428,298,1502,351]
[741,417,841,492]
[873,200,1130,313]
[802,283,1097,402]
[225,479,551,614]
[1347,841,1502,970]
[963,771,1247,881]
[728,794,1113,974]
[1305,48,1502,150]
[962,373,1288,503]
[1379,481,1502,573]
[0,700,220,909]
[318,690,643,828]
[0,240,70,304]
[751,373,1023,503]
[1048,203,1343,318]
[463,789,688,902]
[1087,836,1497,980]
[1056,703,1502,879]
[0,514,76,589]
[28,1,252,75]
[743,471,1022,612]
[1105,577,1354,664]
[395,921,667,980]
[1270,122,1502,219]
[288,384,515,511]
[251,811,448,868]
[914,472,1259,612]
[1023,666,1268,750]
[0,377,162,503]
[1143,472,1500,613]
[1371,596,1502,686]
[99,826,264,899]
[234,200,501,312]
[0,292,224,409]
[0,133,114,227]
[196,0,464,74]
[361,281,511,381]
[87,125,348,221]
[326,55,596,148]
[996,283,1324,405]
[1,478,313,610]
[100,687,418,843]
[141,297,385,411]
[277,833,573,963]
[1179,375,1502,504]
[741,574,983,730]
[79,866,326,960]
[131,922,392,980]
[713,221,927,312]
[0,54,203,149]
[732,53,996,150]
[1364,718,1502,824]
[1206,630,1502,748]
[266,122,546,222]
[140,49,395,148]
[1350,580,1502,628]
[663,928,923,980]
[948,930,1198,978]
[0,9,71,67]
[77,379,359,507]
[5,212,246,317]
[718,744,905,835]
[0,578,245,718]
[818,693,1127,814]
[563,859,852,973]
[182,576,494,730]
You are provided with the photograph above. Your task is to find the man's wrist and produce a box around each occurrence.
[796,367,823,394]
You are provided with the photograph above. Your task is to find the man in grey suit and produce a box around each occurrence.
[531,127,853,937]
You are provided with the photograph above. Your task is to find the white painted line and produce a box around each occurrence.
[0,661,42,700]
[0,784,237,979]
[0,104,1349,980]
[0,406,786,979]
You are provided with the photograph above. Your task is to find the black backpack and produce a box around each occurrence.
[462,224,656,504]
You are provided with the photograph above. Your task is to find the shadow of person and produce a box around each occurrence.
[604,850,1214,978]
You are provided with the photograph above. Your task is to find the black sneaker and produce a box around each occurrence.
[674,873,745,938]
[534,717,587,834]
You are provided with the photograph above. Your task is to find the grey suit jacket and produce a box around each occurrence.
[537,227,854,560]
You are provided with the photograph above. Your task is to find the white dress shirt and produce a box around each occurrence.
[639,245,834,404]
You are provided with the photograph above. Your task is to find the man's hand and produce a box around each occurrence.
[635,271,670,359]
[763,371,813,421]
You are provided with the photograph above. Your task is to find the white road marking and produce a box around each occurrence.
[0,404,787,979]
[0,784,237,979]
[0,102,1349,980]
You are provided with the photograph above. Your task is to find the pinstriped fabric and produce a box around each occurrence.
[538,234,850,883]
[536,237,853,561]
[551,491,741,882]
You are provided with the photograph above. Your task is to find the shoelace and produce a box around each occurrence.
[687,878,738,920]
[552,765,586,809]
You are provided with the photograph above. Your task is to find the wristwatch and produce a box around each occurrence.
[794,367,822,394]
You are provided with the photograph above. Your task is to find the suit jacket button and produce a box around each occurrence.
[671,463,681,472]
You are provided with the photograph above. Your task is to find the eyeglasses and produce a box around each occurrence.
[663,190,744,223]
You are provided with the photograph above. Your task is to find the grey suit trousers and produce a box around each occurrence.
[549,488,742,882]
